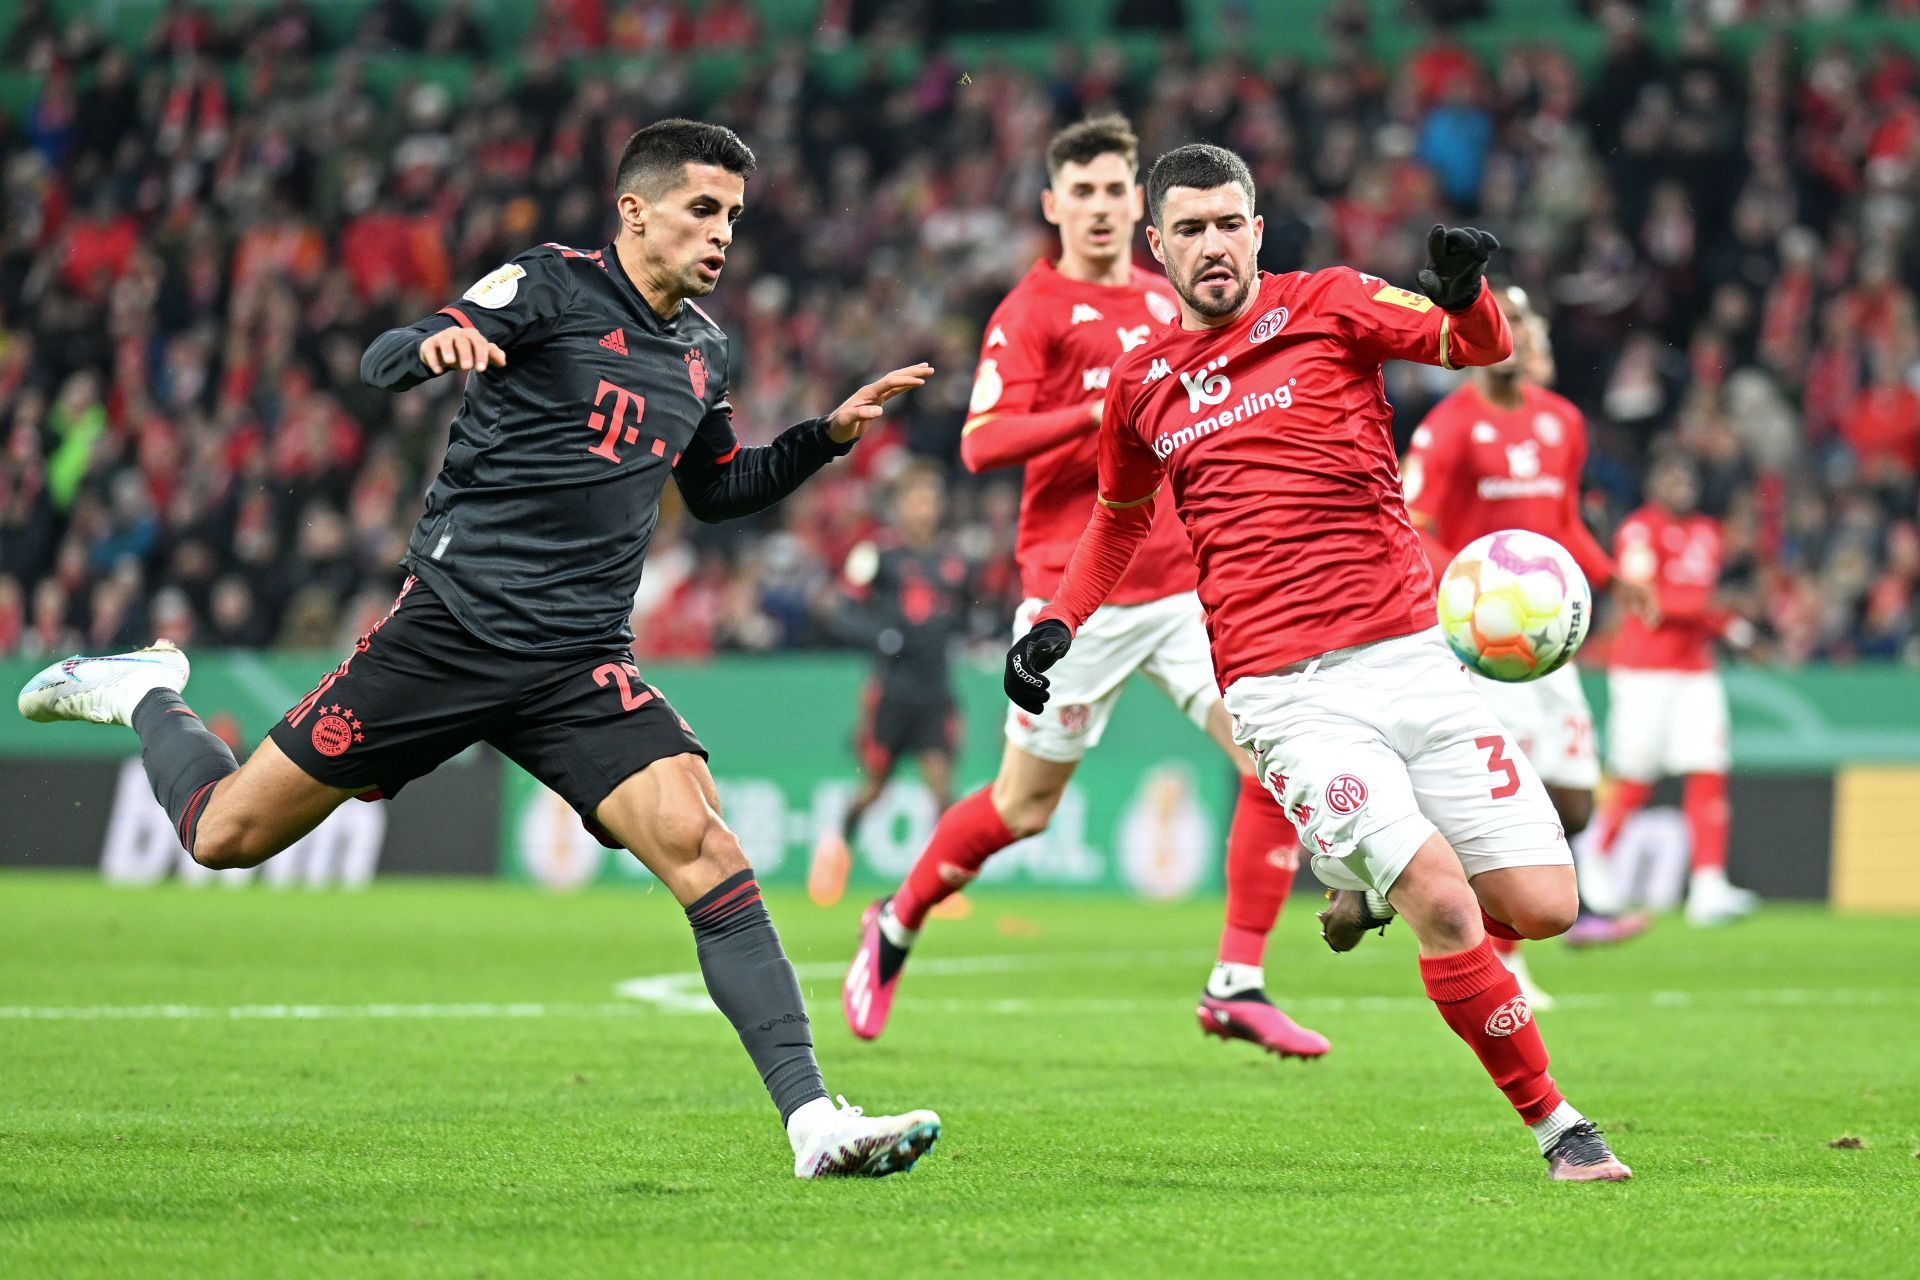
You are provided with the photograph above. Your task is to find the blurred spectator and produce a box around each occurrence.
[1,0,1917,669]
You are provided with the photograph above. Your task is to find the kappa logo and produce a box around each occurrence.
[1249,306,1290,344]
[1116,324,1152,352]
[1143,357,1172,385]
[685,348,708,399]
[1484,995,1533,1037]
[1082,367,1111,392]
[599,328,628,355]
[1181,356,1231,412]
[986,325,1008,349]
[1071,304,1104,325]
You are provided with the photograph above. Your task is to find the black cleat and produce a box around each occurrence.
[1545,1120,1632,1182]
[1317,889,1393,953]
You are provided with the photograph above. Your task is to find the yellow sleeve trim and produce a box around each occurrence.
[1438,314,1454,370]
[962,414,997,435]
[1098,486,1160,510]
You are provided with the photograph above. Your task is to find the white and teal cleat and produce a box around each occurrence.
[17,641,191,727]
[793,1098,941,1179]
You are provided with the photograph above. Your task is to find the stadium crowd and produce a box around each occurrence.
[1,0,1917,664]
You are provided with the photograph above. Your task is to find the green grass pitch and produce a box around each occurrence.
[2,871,1915,1278]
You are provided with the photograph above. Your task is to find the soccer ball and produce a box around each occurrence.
[1437,530,1592,682]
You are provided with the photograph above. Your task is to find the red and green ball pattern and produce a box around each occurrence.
[1437,530,1592,683]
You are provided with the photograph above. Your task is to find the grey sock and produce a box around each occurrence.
[684,870,829,1123]
[131,689,238,854]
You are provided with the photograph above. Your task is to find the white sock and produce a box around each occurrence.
[1528,1100,1585,1155]
[877,903,918,950]
[786,1096,838,1155]
[1364,889,1395,918]
[1206,962,1265,998]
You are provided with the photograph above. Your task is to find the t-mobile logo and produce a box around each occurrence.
[1181,356,1230,412]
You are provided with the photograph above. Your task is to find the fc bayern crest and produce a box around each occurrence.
[685,348,709,399]
[1249,306,1290,344]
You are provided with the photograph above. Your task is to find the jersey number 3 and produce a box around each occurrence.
[1475,735,1522,799]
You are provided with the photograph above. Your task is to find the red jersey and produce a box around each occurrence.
[1404,381,1614,587]
[965,259,1197,605]
[1038,269,1513,689]
[1612,505,1726,672]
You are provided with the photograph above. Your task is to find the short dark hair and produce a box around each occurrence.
[615,119,756,200]
[1146,143,1255,226]
[1046,114,1139,180]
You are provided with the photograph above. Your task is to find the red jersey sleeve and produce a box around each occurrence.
[960,300,1096,473]
[1552,406,1617,590]
[1316,268,1512,371]
[1034,363,1163,632]
[1402,410,1467,575]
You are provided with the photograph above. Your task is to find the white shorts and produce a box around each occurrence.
[1004,592,1217,763]
[1606,668,1731,782]
[1472,663,1600,790]
[1225,628,1570,897]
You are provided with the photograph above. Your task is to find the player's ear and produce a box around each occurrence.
[1041,186,1060,228]
[1129,184,1144,223]
[1145,225,1165,265]
[617,190,646,236]
[1251,213,1264,253]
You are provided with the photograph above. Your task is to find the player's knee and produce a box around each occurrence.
[189,810,274,871]
[1507,895,1580,940]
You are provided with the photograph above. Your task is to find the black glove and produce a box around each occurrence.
[1417,224,1500,313]
[1004,619,1073,715]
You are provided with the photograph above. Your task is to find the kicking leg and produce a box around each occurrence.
[594,752,938,1178]
[1392,836,1630,1182]
[1194,700,1327,1058]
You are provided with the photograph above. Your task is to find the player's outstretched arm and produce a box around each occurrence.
[359,321,506,392]
[673,364,933,522]
[960,401,1101,474]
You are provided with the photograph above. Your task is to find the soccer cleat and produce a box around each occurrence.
[843,898,905,1041]
[1686,874,1759,927]
[1544,1120,1632,1183]
[794,1097,941,1179]
[1563,910,1652,949]
[1317,888,1395,952]
[1197,991,1331,1059]
[1495,948,1556,1014]
[18,641,191,727]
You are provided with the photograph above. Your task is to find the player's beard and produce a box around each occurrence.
[1178,259,1253,320]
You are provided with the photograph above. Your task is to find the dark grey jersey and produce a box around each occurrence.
[361,242,851,653]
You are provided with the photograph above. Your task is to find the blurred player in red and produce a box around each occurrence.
[1005,143,1629,1180]
[1402,286,1652,1006]
[1589,452,1759,926]
[842,117,1325,1061]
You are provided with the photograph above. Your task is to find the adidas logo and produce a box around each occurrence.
[599,329,628,355]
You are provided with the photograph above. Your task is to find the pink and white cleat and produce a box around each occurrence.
[842,898,907,1042]
[1544,1120,1632,1182]
[1563,911,1652,949]
[1197,992,1330,1059]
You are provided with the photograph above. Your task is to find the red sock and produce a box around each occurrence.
[1420,938,1563,1124]
[1591,778,1655,855]
[892,787,1014,929]
[1219,775,1297,967]
[1481,910,1524,942]
[1490,935,1518,957]
[1683,772,1729,872]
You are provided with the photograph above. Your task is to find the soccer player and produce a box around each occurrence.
[1401,285,1652,1005]
[842,117,1324,1061]
[18,120,943,1180]
[811,461,971,897]
[1004,143,1630,1180]
[1588,451,1758,926]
